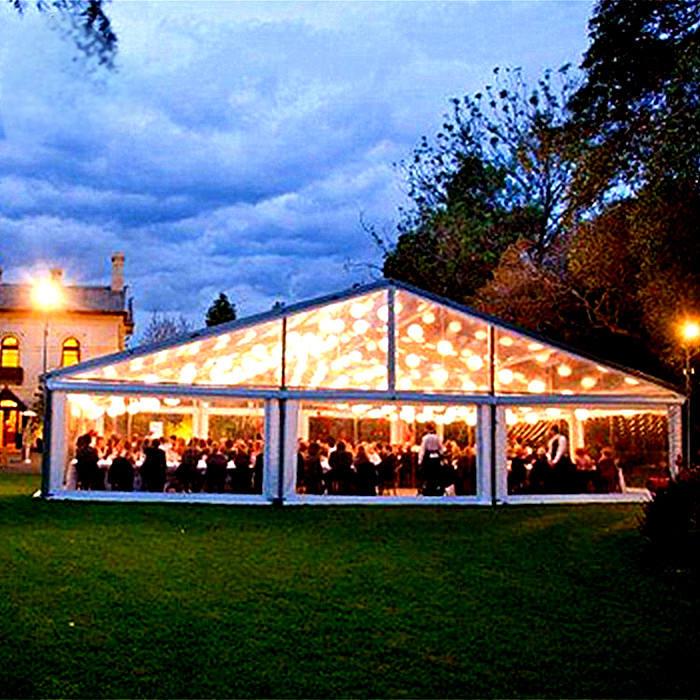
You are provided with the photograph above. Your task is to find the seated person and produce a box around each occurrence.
[354,445,378,496]
[508,446,529,494]
[529,446,551,493]
[175,439,201,493]
[303,442,325,495]
[596,447,620,493]
[108,442,134,492]
[205,443,228,493]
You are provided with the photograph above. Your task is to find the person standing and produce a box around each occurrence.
[419,422,444,496]
[547,424,574,493]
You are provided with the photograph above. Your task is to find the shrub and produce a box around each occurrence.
[639,472,700,568]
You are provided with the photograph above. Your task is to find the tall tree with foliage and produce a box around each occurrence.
[565,0,700,366]
[379,65,579,304]
[205,293,237,327]
[569,0,700,201]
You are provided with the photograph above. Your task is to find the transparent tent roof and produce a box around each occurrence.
[54,281,680,399]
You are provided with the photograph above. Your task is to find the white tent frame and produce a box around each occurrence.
[43,279,685,505]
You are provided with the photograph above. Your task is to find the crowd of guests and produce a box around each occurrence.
[296,422,477,497]
[507,425,624,494]
[70,432,263,494]
[69,422,631,498]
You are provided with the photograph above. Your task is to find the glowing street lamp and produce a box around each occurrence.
[681,320,700,344]
[32,276,65,374]
[679,318,700,470]
[32,278,64,312]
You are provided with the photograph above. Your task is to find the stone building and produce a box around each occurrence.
[0,253,133,450]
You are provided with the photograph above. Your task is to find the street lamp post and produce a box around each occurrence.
[32,277,65,375]
[680,319,700,470]
[31,276,64,489]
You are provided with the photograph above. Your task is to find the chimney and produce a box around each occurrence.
[50,268,63,284]
[111,252,125,292]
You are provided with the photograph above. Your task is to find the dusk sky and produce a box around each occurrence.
[0,0,593,336]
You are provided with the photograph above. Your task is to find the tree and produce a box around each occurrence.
[139,312,192,346]
[569,0,700,203]
[205,293,237,327]
[379,66,579,304]
[566,0,700,368]
[400,66,578,259]
[470,240,573,337]
[8,0,117,68]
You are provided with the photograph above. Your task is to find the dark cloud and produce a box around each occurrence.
[0,1,592,337]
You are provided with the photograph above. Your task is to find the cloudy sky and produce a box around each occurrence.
[0,0,592,335]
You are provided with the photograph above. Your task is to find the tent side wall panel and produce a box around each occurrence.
[476,404,492,504]
[49,391,67,493]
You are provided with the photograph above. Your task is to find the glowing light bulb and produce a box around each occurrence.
[574,408,590,420]
[437,340,454,356]
[353,319,370,335]
[448,321,462,333]
[580,376,597,390]
[407,323,424,342]
[466,355,483,372]
[506,410,517,426]
[498,336,514,347]
[624,376,639,386]
[350,303,366,319]
[430,367,449,386]
[140,397,161,412]
[498,368,514,385]
[557,364,572,377]
[377,305,389,322]
[528,379,546,393]
[179,363,197,384]
[528,343,544,351]
[422,311,436,324]
[406,353,421,368]
[475,330,488,341]
[214,334,230,351]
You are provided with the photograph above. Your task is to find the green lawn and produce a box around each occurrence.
[0,473,698,699]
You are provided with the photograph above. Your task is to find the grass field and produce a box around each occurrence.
[0,473,698,699]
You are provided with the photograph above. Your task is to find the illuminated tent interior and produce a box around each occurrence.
[43,280,684,504]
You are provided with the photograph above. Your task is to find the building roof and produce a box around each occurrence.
[0,283,129,315]
[46,278,683,401]
[0,386,28,411]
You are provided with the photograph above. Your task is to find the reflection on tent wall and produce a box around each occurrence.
[43,279,685,505]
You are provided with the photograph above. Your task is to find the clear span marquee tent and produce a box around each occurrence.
[43,279,684,505]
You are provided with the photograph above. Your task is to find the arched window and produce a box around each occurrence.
[61,338,81,367]
[0,336,20,368]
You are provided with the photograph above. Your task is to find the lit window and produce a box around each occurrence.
[0,336,20,368]
[61,338,81,367]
